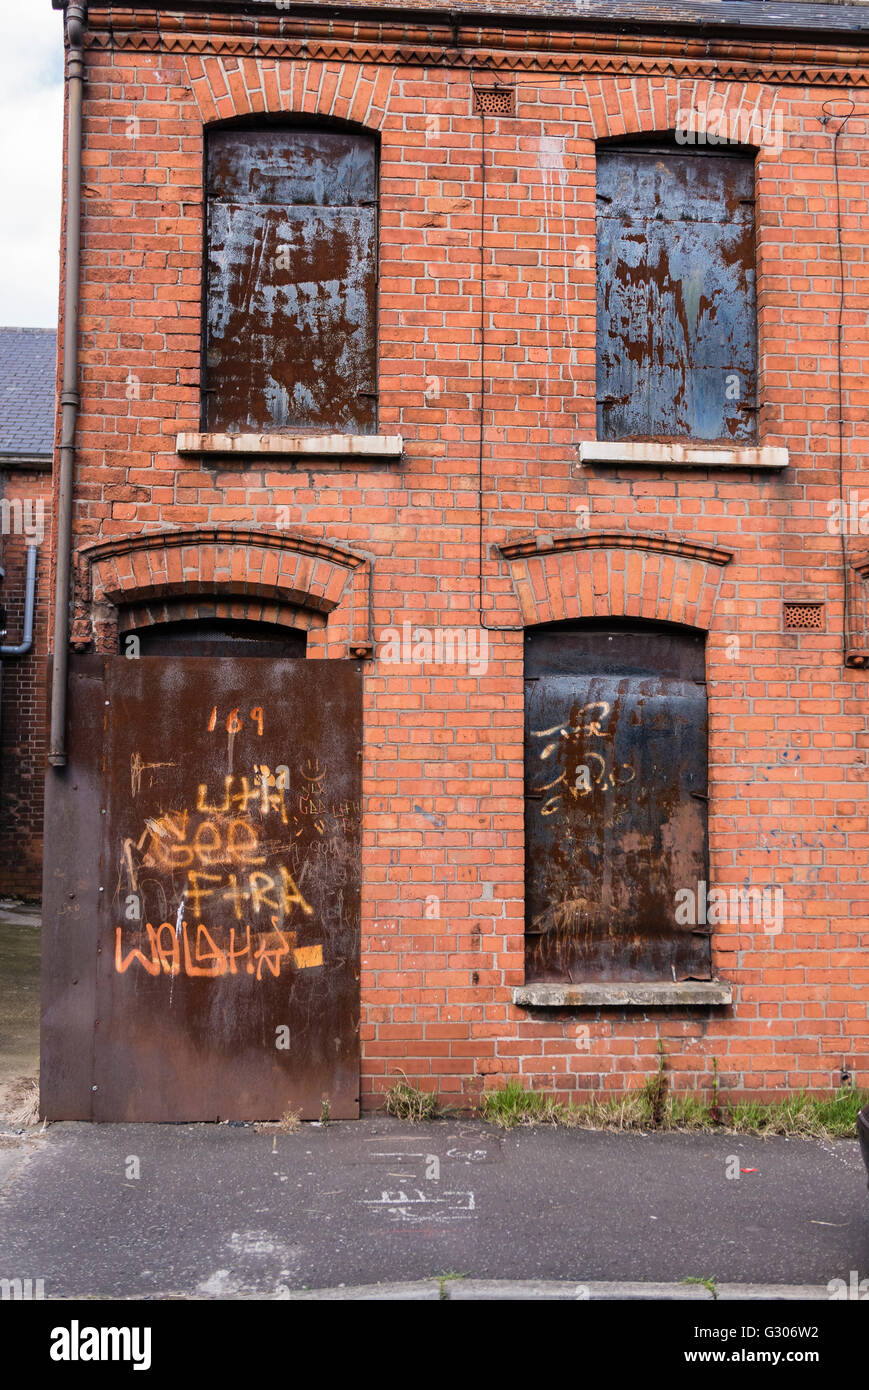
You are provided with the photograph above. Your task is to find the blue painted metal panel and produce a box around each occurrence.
[205,128,377,434]
[597,149,757,443]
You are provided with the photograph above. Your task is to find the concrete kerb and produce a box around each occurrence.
[276,1280,832,1301]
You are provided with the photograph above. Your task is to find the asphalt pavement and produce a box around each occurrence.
[0,1117,866,1299]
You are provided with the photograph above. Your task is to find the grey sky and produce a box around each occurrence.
[0,1,64,328]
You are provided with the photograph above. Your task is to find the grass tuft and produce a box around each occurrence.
[435,1271,465,1299]
[683,1275,718,1299]
[383,1071,440,1122]
[479,1079,564,1129]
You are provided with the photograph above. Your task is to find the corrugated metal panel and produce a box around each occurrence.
[524,626,711,984]
[205,128,377,435]
[597,148,757,443]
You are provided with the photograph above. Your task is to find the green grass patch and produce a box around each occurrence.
[726,1088,867,1140]
[479,1079,564,1128]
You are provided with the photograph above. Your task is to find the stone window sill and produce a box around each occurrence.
[176,432,404,459]
[513,981,733,1008]
[579,441,788,470]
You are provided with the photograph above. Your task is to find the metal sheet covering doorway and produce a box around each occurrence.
[41,653,362,1121]
[524,622,710,985]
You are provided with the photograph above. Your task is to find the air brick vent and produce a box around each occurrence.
[783,602,824,630]
[473,87,515,117]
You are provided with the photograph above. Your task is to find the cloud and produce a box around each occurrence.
[0,1,65,327]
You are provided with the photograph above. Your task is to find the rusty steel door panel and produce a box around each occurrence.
[524,625,710,984]
[40,656,107,1120]
[82,657,362,1121]
[204,127,377,435]
[597,147,757,443]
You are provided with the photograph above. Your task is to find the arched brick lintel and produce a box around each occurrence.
[585,75,780,145]
[74,527,373,658]
[496,530,733,631]
[187,53,391,133]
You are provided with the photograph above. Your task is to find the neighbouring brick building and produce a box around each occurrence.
[0,327,55,898]
[41,0,869,1121]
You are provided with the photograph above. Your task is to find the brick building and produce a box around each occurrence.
[0,327,55,899]
[41,0,869,1120]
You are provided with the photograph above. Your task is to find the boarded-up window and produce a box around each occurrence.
[596,146,757,443]
[524,623,710,984]
[204,126,378,434]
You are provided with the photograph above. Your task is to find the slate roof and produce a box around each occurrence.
[0,328,57,462]
[77,1,869,38]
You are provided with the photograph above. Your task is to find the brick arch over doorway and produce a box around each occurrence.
[496,529,734,631]
[72,526,373,658]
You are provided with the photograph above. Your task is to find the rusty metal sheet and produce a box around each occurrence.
[71,657,361,1122]
[205,127,377,435]
[207,128,377,208]
[596,147,757,443]
[40,656,107,1120]
[524,625,710,984]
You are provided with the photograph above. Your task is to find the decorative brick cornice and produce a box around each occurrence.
[496,528,733,630]
[75,527,373,658]
[82,14,869,87]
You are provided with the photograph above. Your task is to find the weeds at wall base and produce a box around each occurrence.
[384,1071,442,1122]
[477,1078,868,1138]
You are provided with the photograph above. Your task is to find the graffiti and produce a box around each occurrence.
[529,701,635,816]
[207,705,264,735]
[115,919,323,981]
[115,763,330,982]
[361,1188,476,1224]
[196,770,289,821]
[130,752,176,797]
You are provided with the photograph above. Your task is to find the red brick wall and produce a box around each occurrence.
[0,471,52,897]
[49,8,869,1102]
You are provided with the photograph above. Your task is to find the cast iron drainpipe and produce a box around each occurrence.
[49,0,86,767]
[0,547,38,657]
[0,545,38,757]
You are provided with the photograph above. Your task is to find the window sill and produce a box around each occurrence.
[579,441,788,470]
[176,432,404,459]
[0,451,52,472]
[513,981,733,1008]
